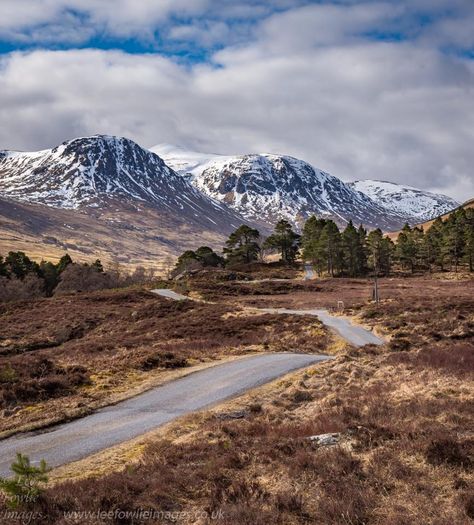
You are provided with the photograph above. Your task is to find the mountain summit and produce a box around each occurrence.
[0,135,249,232]
[152,144,459,230]
[348,180,459,223]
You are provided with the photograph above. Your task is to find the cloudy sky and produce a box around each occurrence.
[1,0,473,200]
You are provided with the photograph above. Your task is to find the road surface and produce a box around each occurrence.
[151,288,189,300]
[0,353,330,477]
[152,289,384,347]
[260,308,384,347]
[304,264,315,280]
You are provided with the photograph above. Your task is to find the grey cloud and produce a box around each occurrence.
[0,2,473,202]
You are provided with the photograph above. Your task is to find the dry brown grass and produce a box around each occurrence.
[0,287,329,435]
[1,277,473,524]
[8,281,474,525]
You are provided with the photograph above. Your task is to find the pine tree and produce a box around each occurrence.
[91,259,104,273]
[396,224,418,273]
[464,208,474,272]
[423,218,444,272]
[342,221,366,277]
[39,260,59,295]
[301,216,326,272]
[442,210,466,272]
[175,250,201,273]
[195,246,224,267]
[367,229,393,277]
[0,453,50,509]
[5,252,40,279]
[56,253,73,273]
[321,220,343,277]
[264,219,300,265]
[224,225,261,265]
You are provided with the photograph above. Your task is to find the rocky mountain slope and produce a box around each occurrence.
[0,136,255,268]
[151,145,405,230]
[348,180,459,223]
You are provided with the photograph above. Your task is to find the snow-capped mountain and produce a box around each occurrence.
[348,180,459,223]
[0,135,247,233]
[151,144,407,230]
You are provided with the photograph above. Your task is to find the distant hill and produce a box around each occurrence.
[152,144,458,230]
[348,179,459,223]
[0,135,255,270]
[151,145,408,230]
[387,198,474,239]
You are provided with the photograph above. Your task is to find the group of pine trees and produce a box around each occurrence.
[0,252,75,294]
[175,207,474,276]
[0,252,109,302]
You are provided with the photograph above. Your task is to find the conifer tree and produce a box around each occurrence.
[442,210,466,272]
[0,453,50,509]
[342,221,366,277]
[423,218,444,271]
[464,208,474,272]
[396,224,417,273]
[224,225,261,265]
[264,219,300,264]
[56,253,73,273]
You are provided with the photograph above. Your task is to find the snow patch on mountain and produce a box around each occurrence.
[152,145,406,230]
[0,135,247,231]
[349,180,459,222]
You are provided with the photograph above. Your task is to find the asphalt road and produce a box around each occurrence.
[304,264,315,280]
[260,308,384,347]
[0,353,330,477]
[151,288,189,300]
[153,289,384,347]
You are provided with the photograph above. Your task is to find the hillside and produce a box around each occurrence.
[0,136,256,269]
[152,144,457,231]
[348,179,459,223]
[0,196,237,271]
[151,145,407,230]
[387,198,474,239]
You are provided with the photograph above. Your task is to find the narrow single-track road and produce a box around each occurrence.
[152,288,384,347]
[260,307,384,347]
[0,353,330,477]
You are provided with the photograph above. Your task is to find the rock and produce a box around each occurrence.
[216,410,248,420]
[308,433,341,446]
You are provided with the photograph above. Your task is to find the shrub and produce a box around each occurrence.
[0,454,50,509]
[0,274,45,303]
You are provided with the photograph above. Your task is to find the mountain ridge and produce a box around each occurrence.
[152,144,459,231]
[348,179,459,223]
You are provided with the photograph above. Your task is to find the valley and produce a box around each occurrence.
[0,135,461,270]
[0,271,472,524]
[0,134,472,525]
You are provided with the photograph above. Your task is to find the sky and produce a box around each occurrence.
[0,0,473,201]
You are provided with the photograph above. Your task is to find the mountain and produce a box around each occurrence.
[0,135,243,223]
[348,180,459,223]
[0,136,255,268]
[151,145,407,230]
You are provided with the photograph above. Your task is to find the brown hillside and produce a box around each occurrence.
[0,196,229,272]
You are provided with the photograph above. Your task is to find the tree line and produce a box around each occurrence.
[0,252,155,302]
[175,207,474,276]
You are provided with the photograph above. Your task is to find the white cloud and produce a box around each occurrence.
[0,2,473,201]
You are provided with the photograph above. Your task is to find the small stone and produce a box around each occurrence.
[308,433,340,446]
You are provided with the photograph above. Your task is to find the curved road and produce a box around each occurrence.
[304,263,315,280]
[0,353,330,477]
[151,288,189,301]
[261,307,384,347]
[153,288,384,347]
